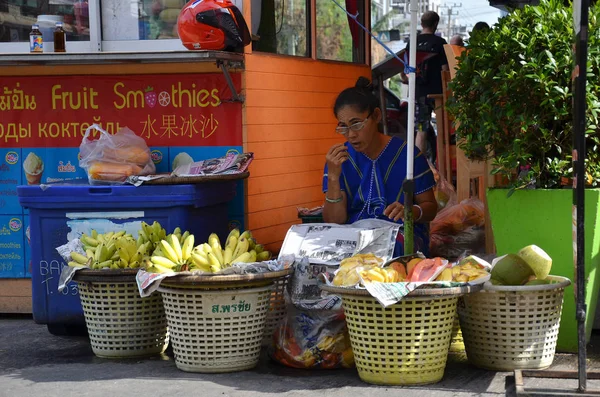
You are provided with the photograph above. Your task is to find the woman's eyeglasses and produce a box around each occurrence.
[335,110,373,135]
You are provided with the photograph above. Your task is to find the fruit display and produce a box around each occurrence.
[332,253,383,286]
[332,252,492,287]
[435,257,490,283]
[490,244,554,286]
[68,221,272,273]
[146,228,273,274]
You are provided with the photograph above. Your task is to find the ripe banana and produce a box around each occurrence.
[207,252,221,272]
[151,255,177,269]
[181,234,195,262]
[209,233,224,265]
[71,252,90,265]
[223,246,233,265]
[232,251,252,264]
[225,228,240,248]
[160,240,179,263]
[232,237,249,261]
[68,261,86,268]
[170,234,183,262]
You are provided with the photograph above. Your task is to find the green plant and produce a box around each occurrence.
[446,0,600,191]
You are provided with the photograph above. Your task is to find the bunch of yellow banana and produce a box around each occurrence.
[70,230,153,269]
[116,236,152,269]
[359,267,401,283]
[146,233,195,273]
[332,253,383,286]
[138,221,167,252]
[188,229,272,273]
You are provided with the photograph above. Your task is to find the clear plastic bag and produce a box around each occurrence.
[429,160,457,211]
[269,257,354,369]
[79,124,155,184]
[430,198,486,260]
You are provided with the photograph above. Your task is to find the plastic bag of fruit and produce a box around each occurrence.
[271,305,354,369]
[79,124,156,184]
[270,257,354,369]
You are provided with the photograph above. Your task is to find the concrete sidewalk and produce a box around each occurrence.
[2,315,600,397]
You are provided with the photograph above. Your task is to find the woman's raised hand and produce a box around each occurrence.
[383,201,405,222]
[326,143,349,180]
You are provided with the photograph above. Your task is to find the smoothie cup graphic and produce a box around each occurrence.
[23,152,44,185]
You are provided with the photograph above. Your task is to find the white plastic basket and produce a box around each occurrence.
[458,275,570,370]
[158,284,273,373]
[262,274,290,346]
[77,280,169,359]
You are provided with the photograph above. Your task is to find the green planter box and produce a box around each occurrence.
[487,189,600,353]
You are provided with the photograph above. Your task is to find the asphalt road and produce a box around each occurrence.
[2,314,600,397]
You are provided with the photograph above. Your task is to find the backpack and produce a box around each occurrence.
[403,38,440,86]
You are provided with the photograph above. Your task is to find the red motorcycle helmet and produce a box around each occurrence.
[178,0,251,52]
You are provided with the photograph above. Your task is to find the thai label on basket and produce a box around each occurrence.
[278,219,400,266]
[202,292,259,317]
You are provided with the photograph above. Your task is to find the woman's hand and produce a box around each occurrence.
[383,202,405,222]
[326,143,349,180]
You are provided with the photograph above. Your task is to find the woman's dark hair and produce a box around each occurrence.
[333,76,380,117]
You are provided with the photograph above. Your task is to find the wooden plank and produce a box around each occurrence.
[0,63,224,77]
[248,201,322,230]
[245,53,370,79]
[245,107,336,125]
[245,71,357,93]
[245,90,339,109]
[0,296,32,313]
[444,44,467,80]
[0,279,32,313]
[245,124,342,143]
[248,186,324,212]
[0,279,32,297]
[249,155,325,178]
[248,171,322,195]
[246,138,340,159]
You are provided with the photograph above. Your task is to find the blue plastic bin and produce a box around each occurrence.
[18,182,237,335]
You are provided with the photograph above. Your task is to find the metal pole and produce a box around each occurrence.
[573,0,589,391]
[378,78,389,135]
[403,0,418,255]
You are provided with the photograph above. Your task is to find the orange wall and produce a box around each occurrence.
[243,53,370,252]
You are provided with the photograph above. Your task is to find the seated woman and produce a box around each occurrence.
[322,77,438,256]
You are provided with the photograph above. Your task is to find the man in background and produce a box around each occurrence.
[401,11,449,160]
[450,35,464,46]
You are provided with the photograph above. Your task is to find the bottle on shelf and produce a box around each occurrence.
[29,24,43,53]
[54,22,66,53]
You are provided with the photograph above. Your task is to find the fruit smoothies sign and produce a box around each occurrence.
[0,73,242,148]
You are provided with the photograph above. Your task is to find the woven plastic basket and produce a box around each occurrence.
[458,275,570,371]
[342,294,458,385]
[262,274,290,346]
[76,278,169,359]
[449,312,465,353]
[158,284,273,373]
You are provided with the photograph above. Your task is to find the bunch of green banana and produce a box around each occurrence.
[189,229,273,274]
[138,221,167,252]
[70,230,152,270]
[146,233,195,274]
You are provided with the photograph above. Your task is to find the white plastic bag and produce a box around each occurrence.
[79,124,155,184]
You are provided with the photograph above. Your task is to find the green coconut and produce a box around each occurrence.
[525,279,552,286]
[491,253,535,286]
[490,278,505,286]
[518,245,553,280]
